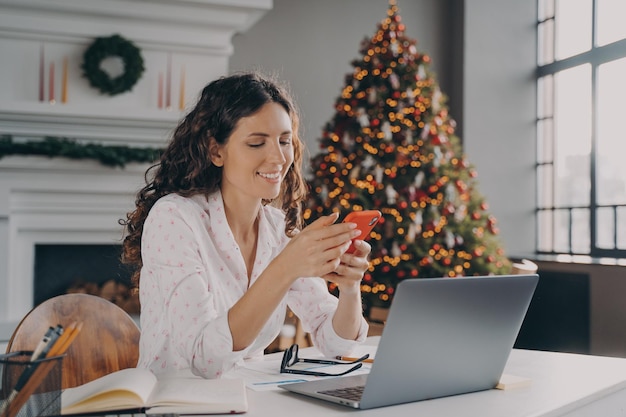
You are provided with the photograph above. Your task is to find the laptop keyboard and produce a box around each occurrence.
[318,385,365,401]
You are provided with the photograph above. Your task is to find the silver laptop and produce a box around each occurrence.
[280,274,539,409]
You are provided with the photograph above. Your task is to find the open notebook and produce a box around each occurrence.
[281,274,538,409]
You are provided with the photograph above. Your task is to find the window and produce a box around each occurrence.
[536,0,626,258]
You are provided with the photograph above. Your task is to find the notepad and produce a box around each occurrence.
[61,368,248,415]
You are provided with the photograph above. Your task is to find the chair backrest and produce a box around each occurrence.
[6,293,140,389]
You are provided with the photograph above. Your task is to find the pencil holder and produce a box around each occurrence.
[0,351,63,417]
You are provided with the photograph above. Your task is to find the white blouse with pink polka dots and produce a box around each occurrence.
[136,190,368,378]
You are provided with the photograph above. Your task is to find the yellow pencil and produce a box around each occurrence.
[50,321,82,356]
[336,356,374,364]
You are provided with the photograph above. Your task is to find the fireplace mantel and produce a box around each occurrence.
[0,0,273,341]
[0,0,272,146]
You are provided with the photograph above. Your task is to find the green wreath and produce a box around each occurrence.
[81,34,145,96]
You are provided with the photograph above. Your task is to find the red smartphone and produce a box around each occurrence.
[343,210,382,254]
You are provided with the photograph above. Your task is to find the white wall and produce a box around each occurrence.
[463,0,537,256]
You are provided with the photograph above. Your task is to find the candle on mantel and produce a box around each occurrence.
[178,66,186,110]
[39,45,45,102]
[61,57,68,104]
[49,61,55,104]
[158,72,164,109]
[165,54,172,109]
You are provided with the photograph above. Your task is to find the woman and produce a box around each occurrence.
[121,72,369,379]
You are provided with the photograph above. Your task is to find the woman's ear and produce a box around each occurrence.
[208,137,224,167]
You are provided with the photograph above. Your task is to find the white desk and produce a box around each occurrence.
[239,340,626,416]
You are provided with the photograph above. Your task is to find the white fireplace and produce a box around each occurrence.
[0,0,272,342]
[0,157,147,337]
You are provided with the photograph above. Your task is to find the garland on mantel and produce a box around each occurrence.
[0,135,163,168]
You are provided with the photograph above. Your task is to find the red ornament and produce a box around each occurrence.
[410,269,419,277]
[442,203,455,216]
[371,118,380,127]
[414,189,428,202]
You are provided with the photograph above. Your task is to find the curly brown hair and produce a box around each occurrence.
[120,72,308,287]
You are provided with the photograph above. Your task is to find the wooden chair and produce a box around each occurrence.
[6,293,140,389]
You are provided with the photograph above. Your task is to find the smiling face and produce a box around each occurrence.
[209,102,295,205]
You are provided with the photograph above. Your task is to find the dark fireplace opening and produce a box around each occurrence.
[34,244,139,315]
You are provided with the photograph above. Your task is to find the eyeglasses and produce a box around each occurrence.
[280,344,369,377]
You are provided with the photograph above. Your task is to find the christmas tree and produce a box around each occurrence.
[304,1,512,312]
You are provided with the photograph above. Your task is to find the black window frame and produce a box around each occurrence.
[536,0,626,259]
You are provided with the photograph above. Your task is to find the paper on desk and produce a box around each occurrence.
[232,346,376,392]
[344,344,378,360]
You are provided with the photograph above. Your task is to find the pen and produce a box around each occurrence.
[37,324,64,359]
[253,379,308,386]
[30,326,55,360]
[336,356,374,364]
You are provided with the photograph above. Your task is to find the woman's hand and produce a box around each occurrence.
[323,239,372,293]
[326,233,371,341]
[273,212,362,281]
[269,212,371,342]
